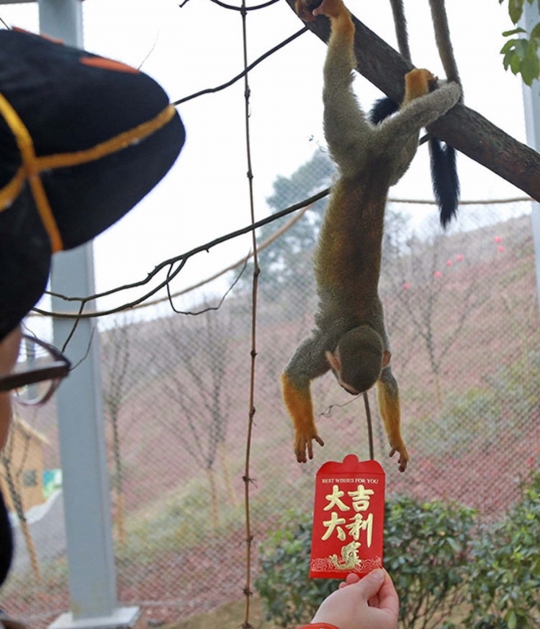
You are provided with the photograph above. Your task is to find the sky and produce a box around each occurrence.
[0,0,533,318]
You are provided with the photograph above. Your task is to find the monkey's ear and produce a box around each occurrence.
[325,350,342,374]
[382,350,392,369]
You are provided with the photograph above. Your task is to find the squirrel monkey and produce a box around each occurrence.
[282,0,461,471]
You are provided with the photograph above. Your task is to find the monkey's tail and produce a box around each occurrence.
[369,96,460,228]
[429,137,460,228]
[368,96,399,125]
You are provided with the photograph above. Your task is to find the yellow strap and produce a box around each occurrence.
[0,93,176,253]
[38,105,176,171]
[0,167,25,210]
[0,92,63,252]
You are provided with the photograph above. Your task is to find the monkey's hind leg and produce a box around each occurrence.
[281,372,325,463]
[376,370,409,472]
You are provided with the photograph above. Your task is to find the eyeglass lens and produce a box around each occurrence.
[13,337,60,405]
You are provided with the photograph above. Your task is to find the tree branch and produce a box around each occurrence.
[285,1,540,201]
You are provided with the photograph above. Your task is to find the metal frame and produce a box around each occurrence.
[522,3,540,318]
[42,0,139,623]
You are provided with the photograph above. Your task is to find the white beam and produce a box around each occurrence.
[32,1,140,628]
[521,3,540,317]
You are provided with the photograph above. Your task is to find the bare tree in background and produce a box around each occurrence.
[159,307,237,528]
[382,223,485,410]
[101,320,141,546]
[381,209,421,373]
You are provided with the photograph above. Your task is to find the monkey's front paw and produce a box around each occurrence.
[295,430,325,463]
[389,440,409,473]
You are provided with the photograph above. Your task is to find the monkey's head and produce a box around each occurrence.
[326,327,390,395]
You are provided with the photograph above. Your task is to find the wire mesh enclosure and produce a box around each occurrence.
[3,148,539,625]
[0,0,538,626]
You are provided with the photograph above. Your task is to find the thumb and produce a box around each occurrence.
[356,569,385,599]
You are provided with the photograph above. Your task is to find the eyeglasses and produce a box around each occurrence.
[0,334,71,405]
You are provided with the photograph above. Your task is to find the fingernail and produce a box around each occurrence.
[368,569,384,584]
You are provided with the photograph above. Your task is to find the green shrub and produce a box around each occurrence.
[464,472,540,629]
[256,497,475,629]
[385,496,475,629]
[256,513,340,627]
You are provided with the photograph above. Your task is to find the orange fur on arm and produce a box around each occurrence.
[281,372,324,462]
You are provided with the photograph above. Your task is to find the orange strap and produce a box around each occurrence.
[0,92,176,253]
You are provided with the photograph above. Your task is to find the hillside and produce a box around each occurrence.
[7,210,540,627]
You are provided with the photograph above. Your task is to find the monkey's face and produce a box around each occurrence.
[326,348,361,395]
[326,327,385,395]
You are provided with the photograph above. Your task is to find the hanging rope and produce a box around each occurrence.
[240,4,259,628]
[363,393,375,460]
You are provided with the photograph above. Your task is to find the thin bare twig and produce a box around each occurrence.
[35,189,329,319]
[166,258,248,315]
[137,27,160,71]
[139,203,312,311]
[173,27,307,106]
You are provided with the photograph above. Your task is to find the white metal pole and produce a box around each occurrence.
[521,3,540,313]
[28,1,140,627]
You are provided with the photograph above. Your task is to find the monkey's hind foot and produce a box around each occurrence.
[297,0,350,22]
[295,0,323,21]
[389,440,409,473]
[404,69,437,102]
[295,430,325,464]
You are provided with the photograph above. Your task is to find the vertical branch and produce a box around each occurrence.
[241,5,259,629]
[363,393,375,460]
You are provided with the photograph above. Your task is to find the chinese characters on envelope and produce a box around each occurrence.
[310,455,385,579]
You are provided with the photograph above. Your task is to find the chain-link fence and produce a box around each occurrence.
[2,153,540,627]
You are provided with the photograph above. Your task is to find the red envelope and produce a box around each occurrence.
[310,455,385,579]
